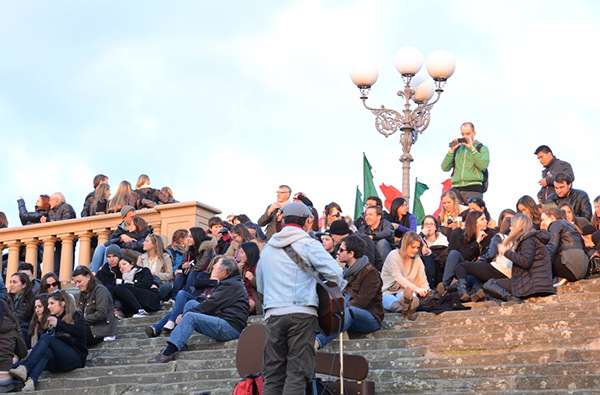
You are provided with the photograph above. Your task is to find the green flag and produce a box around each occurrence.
[354,186,363,220]
[413,178,429,225]
[363,153,378,199]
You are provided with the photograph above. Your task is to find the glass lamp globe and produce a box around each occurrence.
[350,61,379,87]
[394,46,423,76]
[426,50,456,81]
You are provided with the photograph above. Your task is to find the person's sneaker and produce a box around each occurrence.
[8,365,27,382]
[145,326,157,338]
[553,278,568,287]
[133,309,150,318]
[163,321,175,331]
[103,335,116,342]
[22,378,35,392]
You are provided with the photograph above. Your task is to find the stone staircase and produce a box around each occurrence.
[32,278,600,394]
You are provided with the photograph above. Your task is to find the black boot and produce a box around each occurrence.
[456,279,470,302]
[470,279,485,302]
[483,279,521,302]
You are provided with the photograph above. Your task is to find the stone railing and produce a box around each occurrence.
[0,201,220,283]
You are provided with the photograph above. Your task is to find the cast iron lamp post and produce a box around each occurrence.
[350,47,455,201]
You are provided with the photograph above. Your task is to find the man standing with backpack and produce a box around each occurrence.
[441,121,490,201]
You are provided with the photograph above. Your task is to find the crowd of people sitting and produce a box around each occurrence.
[1,148,600,392]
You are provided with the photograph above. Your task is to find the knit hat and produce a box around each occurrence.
[592,231,600,247]
[282,202,313,218]
[106,244,123,259]
[582,224,596,236]
[329,219,351,236]
[121,205,135,218]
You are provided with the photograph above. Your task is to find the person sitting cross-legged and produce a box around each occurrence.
[147,257,249,363]
[315,234,383,349]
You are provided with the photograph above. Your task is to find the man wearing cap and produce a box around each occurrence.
[257,185,292,240]
[89,206,136,273]
[329,219,382,271]
[256,202,343,394]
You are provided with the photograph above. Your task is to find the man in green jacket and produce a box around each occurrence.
[441,122,490,201]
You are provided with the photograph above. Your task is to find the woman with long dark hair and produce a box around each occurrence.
[387,197,417,241]
[441,210,496,301]
[39,273,61,294]
[171,227,217,297]
[419,215,449,289]
[9,290,87,391]
[239,242,262,315]
[73,266,117,345]
[90,183,111,216]
[108,181,132,214]
[516,195,542,230]
[28,294,50,348]
[8,273,35,346]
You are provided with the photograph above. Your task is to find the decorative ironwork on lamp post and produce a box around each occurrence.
[350,47,456,201]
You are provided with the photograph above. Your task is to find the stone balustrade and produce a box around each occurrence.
[0,201,220,283]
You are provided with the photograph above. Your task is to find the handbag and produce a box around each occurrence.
[588,255,600,278]
[283,245,345,336]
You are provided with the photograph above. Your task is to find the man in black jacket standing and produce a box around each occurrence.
[148,257,249,363]
[535,145,574,203]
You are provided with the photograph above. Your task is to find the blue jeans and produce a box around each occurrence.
[14,334,83,385]
[90,245,107,273]
[382,293,403,311]
[167,311,240,349]
[315,303,380,348]
[152,291,197,334]
[375,239,392,262]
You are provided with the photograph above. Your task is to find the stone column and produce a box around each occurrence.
[41,237,57,276]
[96,229,111,246]
[6,241,21,280]
[77,231,93,268]
[58,233,75,283]
[23,238,40,277]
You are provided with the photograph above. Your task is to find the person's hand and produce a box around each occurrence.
[181,262,190,270]
[449,221,458,230]
[245,271,254,282]
[40,216,47,223]
[538,178,547,187]
[175,269,182,275]
[498,242,507,256]
[421,244,431,255]
[392,223,399,230]
[449,139,461,153]
[267,202,281,215]
[584,237,596,248]
[464,135,475,151]
[120,235,135,243]
[477,230,487,244]
[47,316,58,327]
[175,314,183,325]
[151,284,157,289]
[415,288,429,297]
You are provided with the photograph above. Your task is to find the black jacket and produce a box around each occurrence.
[448,228,496,261]
[17,199,48,225]
[188,270,249,333]
[546,219,585,258]
[50,311,88,365]
[48,202,76,222]
[545,188,592,220]
[81,191,95,217]
[117,267,160,312]
[538,157,575,202]
[105,226,151,252]
[504,230,555,298]
[358,219,395,245]
[95,263,122,296]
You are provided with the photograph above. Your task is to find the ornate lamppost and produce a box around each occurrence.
[350,47,456,201]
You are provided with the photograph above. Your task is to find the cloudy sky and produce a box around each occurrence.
[1,0,599,229]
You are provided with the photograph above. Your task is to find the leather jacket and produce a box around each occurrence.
[546,219,585,258]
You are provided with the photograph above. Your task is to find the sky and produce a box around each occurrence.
[1,0,600,230]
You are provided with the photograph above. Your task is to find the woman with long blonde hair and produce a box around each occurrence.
[380,232,429,320]
[108,181,132,214]
[438,190,468,238]
[483,213,555,302]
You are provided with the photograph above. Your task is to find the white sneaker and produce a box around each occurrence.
[103,335,117,341]
[133,310,150,317]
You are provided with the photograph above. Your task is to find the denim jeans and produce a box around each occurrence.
[90,245,107,273]
[315,303,380,349]
[153,291,196,334]
[382,293,403,311]
[14,334,83,385]
[167,311,240,349]
[375,239,392,262]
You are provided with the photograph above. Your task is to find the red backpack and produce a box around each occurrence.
[233,373,263,395]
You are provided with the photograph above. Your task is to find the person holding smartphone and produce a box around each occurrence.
[441,122,490,201]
